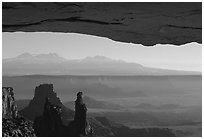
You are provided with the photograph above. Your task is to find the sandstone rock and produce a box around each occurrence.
[20,84,74,121]
[2,87,36,137]
[33,97,66,136]
[2,85,176,137]
[33,90,92,137]
[2,117,35,137]
[74,92,91,136]
[2,87,18,118]
[2,2,202,46]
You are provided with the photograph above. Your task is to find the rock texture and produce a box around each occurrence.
[2,117,35,137]
[2,2,201,46]
[20,84,74,121]
[2,87,18,118]
[2,87,36,137]
[2,85,176,137]
[33,90,92,137]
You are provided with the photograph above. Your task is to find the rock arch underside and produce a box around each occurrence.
[2,2,202,46]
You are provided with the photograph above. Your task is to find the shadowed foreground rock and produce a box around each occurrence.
[2,117,35,137]
[33,98,67,136]
[20,84,74,121]
[33,89,92,136]
[3,84,176,137]
[74,92,90,135]
[2,87,35,137]
[67,92,92,136]
[2,87,18,118]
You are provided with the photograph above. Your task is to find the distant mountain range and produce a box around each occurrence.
[3,53,201,76]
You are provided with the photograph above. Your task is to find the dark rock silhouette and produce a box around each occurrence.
[33,97,67,136]
[3,84,176,137]
[74,92,88,135]
[20,84,74,121]
[62,92,93,136]
[70,92,92,136]
[2,87,35,137]
[33,90,92,137]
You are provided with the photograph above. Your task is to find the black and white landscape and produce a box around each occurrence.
[2,53,202,137]
[2,2,202,137]
[3,53,201,76]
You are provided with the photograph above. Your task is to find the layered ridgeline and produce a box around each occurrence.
[2,84,176,137]
[64,95,122,110]
[3,53,200,76]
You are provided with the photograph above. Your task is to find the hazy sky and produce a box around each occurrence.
[3,32,202,71]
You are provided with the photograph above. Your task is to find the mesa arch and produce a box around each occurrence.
[2,2,202,46]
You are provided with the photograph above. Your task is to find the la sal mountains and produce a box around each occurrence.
[3,53,200,76]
